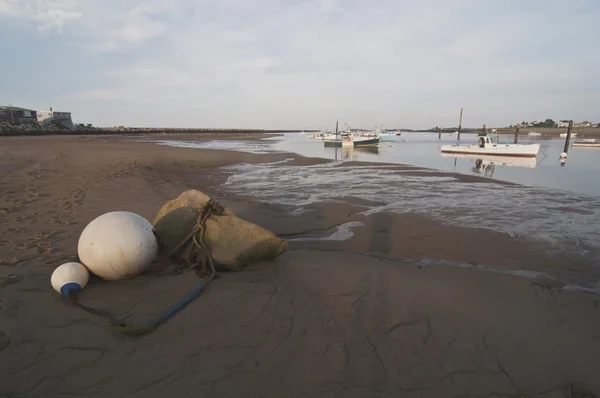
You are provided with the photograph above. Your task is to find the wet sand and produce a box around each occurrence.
[1,135,599,397]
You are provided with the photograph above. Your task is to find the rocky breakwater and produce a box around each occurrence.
[0,122,99,136]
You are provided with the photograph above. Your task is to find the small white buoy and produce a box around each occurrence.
[560,152,568,159]
[51,262,90,296]
[77,211,158,280]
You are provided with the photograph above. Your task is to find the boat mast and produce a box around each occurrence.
[335,119,338,139]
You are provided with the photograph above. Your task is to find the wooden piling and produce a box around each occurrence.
[514,124,520,143]
[438,128,442,140]
[457,107,463,141]
[563,120,573,154]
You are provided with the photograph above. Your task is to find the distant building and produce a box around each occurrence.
[0,106,38,124]
[557,121,594,128]
[37,107,73,128]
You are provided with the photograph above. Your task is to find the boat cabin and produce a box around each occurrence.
[477,133,497,148]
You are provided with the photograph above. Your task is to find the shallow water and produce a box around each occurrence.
[272,133,600,197]
[151,134,600,293]
[155,133,600,196]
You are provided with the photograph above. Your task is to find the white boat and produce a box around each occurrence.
[441,133,540,157]
[573,139,600,148]
[310,131,338,140]
[560,132,578,138]
[374,126,397,141]
[528,132,541,136]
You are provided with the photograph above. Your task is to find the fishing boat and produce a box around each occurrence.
[324,120,380,148]
[440,133,540,157]
[573,138,600,148]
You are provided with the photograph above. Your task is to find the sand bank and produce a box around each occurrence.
[1,135,599,397]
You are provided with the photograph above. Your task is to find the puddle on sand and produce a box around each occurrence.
[288,221,364,242]
[218,159,600,293]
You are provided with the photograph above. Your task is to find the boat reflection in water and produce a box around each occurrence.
[441,152,537,178]
[332,145,381,160]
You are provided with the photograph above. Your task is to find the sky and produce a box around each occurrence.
[0,0,599,129]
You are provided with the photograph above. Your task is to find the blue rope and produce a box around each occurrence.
[153,282,207,325]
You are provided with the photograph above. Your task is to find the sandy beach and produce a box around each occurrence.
[1,134,599,397]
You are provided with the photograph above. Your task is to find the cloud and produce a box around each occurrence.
[2,0,600,128]
[0,0,82,31]
[0,1,11,13]
[95,3,169,51]
[320,0,347,14]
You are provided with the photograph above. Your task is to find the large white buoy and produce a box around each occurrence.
[51,262,90,296]
[77,211,158,280]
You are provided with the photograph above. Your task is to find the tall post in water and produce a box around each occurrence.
[514,124,520,143]
[438,128,442,140]
[457,107,463,141]
[335,119,338,140]
[563,120,573,154]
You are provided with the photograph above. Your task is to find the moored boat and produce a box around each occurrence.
[573,139,600,148]
[324,134,380,148]
[309,131,337,140]
[323,120,381,148]
[440,133,540,158]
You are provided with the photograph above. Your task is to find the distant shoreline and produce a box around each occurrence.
[0,127,318,137]
[2,125,599,137]
[405,127,600,137]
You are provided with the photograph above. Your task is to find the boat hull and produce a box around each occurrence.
[353,138,380,147]
[324,137,380,148]
[441,143,540,157]
[573,142,600,148]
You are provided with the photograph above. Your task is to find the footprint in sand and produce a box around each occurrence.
[0,330,11,352]
[0,257,18,266]
[0,274,22,287]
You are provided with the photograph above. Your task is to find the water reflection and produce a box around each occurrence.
[440,152,538,176]
[333,146,381,160]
